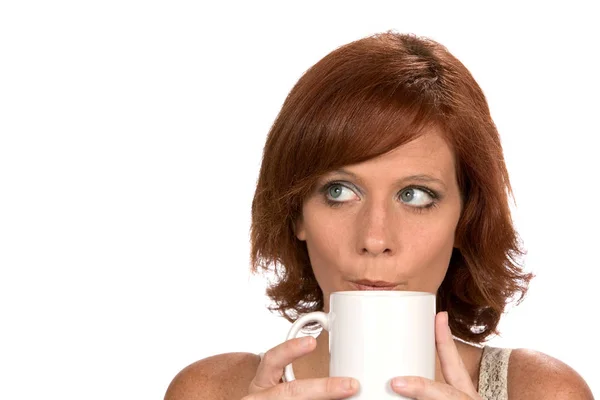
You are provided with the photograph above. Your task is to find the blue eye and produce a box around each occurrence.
[326,183,356,202]
[320,181,439,211]
[399,187,435,207]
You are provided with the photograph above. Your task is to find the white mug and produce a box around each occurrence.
[284,291,436,400]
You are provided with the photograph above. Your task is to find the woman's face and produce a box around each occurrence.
[295,127,463,312]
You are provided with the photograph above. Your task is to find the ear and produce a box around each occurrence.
[294,216,306,241]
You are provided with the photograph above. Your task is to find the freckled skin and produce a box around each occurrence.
[166,127,594,400]
[294,128,463,312]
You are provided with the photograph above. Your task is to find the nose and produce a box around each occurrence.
[356,199,396,257]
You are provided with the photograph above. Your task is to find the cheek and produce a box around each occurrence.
[301,212,354,284]
[402,218,457,287]
[413,220,456,253]
[304,217,347,265]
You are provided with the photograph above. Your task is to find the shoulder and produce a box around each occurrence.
[507,348,593,399]
[164,352,260,400]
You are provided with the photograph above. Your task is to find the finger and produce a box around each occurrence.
[435,312,478,395]
[390,376,473,400]
[249,337,317,392]
[246,377,359,400]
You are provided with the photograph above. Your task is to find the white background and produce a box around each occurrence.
[1,1,598,399]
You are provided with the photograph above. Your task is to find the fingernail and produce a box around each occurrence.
[301,336,314,348]
[438,311,448,323]
[343,378,358,391]
[392,377,407,389]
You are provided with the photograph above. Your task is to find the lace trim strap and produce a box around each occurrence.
[478,346,512,400]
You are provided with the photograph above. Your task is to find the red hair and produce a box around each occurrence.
[250,31,533,343]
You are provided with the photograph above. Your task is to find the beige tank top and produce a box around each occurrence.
[258,345,511,399]
[478,346,512,399]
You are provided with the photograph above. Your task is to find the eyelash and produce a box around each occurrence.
[318,180,440,213]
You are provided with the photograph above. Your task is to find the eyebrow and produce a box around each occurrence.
[326,168,448,190]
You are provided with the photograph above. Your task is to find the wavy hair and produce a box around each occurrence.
[250,31,533,343]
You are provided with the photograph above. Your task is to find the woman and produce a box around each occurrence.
[165,32,593,399]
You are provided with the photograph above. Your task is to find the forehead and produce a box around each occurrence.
[337,128,456,177]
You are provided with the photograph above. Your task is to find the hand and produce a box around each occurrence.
[390,312,483,399]
[243,336,360,400]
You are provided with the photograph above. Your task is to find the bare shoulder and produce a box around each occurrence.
[508,348,594,400]
[164,352,260,400]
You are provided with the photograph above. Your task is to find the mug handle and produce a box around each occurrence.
[283,311,329,382]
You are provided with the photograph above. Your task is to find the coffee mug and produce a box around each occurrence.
[284,291,436,399]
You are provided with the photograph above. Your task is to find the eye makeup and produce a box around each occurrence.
[317,179,442,213]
